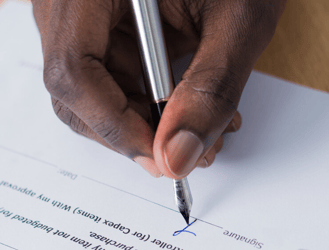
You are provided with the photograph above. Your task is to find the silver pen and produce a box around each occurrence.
[130,0,193,224]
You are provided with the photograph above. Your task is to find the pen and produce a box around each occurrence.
[130,0,193,224]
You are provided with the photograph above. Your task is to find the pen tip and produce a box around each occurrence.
[181,211,190,225]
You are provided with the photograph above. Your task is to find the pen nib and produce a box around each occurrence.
[173,178,193,225]
[181,210,190,225]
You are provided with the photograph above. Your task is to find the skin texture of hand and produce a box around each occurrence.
[31,0,286,179]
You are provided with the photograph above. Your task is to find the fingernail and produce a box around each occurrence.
[232,119,238,132]
[164,131,204,178]
[197,157,209,168]
[134,156,162,178]
[225,119,238,133]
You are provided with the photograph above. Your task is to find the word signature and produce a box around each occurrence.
[173,219,197,236]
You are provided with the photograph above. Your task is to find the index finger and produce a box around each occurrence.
[38,0,160,175]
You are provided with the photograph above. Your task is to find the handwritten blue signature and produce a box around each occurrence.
[173,219,197,236]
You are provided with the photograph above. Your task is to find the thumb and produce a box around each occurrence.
[153,61,246,179]
[153,38,257,179]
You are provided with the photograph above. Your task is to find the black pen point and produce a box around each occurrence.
[181,211,190,225]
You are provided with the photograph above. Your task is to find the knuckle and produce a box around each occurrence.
[196,86,238,119]
[52,98,90,136]
[188,68,242,118]
[69,114,88,135]
[52,98,74,126]
[44,50,81,105]
[92,121,122,146]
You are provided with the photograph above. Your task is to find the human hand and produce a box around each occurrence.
[31,0,286,178]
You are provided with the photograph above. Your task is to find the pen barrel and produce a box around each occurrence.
[130,0,175,103]
[150,102,167,129]
[130,0,193,223]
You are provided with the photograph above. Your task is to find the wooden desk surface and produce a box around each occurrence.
[255,0,329,92]
[2,0,329,93]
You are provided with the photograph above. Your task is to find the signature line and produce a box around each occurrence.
[0,242,19,250]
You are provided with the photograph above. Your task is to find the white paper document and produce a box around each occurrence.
[1,1,329,250]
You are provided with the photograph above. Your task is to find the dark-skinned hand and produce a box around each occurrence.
[31,0,286,178]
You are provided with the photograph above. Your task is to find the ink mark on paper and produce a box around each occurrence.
[173,219,197,236]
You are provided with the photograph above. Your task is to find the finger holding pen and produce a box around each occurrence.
[32,0,163,177]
